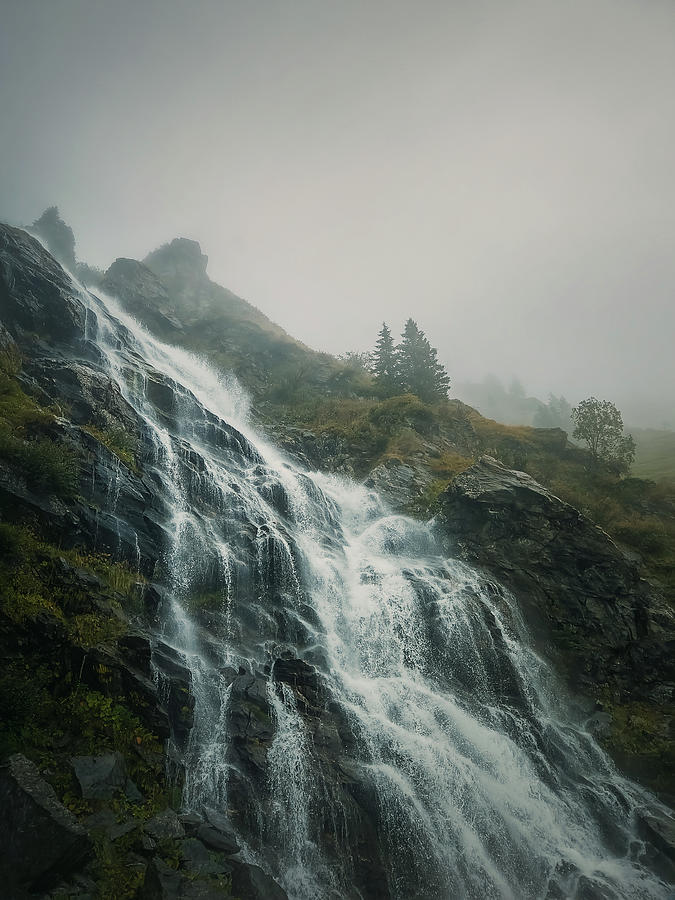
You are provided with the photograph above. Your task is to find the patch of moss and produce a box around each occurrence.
[67,612,127,648]
[83,423,139,472]
[596,697,675,794]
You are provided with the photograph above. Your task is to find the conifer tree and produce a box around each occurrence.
[396,319,450,402]
[372,322,400,396]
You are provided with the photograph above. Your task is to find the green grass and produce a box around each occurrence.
[0,357,80,497]
[83,423,138,472]
[632,429,675,483]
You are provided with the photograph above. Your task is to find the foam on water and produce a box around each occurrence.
[74,283,671,899]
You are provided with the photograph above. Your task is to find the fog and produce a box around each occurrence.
[1,0,674,427]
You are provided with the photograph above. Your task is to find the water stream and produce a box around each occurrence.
[77,285,670,899]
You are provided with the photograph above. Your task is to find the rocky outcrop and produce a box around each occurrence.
[0,753,92,893]
[365,458,433,508]
[436,455,675,792]
[28,207,77,272]
[102,258,185,334]
[0,225,86,346]
[436,457,670,684]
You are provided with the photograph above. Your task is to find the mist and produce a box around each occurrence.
[1,0,674,427]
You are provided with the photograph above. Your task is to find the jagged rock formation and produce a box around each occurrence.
[102,236,335,396]
[28,207,77,272]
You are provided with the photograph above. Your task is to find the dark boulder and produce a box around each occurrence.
[365,458,433,509]
[179,837,231,876]
[141,857,230,899]
[197,807,240,855]
[144,808,185,843]
[230,861,289,900]
[71,751,127,799]
[0,754,92,892]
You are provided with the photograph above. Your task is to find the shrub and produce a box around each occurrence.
[369,394,435,435]
[0,429,79,497]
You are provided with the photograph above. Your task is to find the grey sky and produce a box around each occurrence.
[1,0,674,425]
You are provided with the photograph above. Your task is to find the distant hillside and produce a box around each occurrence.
[632,428,675,483]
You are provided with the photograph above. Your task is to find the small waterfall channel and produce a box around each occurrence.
[76,285,671,900]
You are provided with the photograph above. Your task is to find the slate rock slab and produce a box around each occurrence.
[0,753,92,892]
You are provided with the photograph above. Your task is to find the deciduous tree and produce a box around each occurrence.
[571,397,636,472]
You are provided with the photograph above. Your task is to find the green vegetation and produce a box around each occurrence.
[0,523,168,836]
[0,523,141,628]
[372,319,450,401]
[571,397,636,473]
[83,423,138,471]
[597,695,674,795]
[632,428,675,483]
[0,349,80,497]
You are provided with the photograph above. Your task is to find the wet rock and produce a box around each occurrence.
[0,320,17,353]
[217,665,238,685]
[0,754,92,892]
[227,670,274,774]
[179,811,204,836]
[365,458,433,509]
[25,358,139,433]
[436,456,673,690]
[272,655,323,713]
[0,225,86,346]
[153,643,195,749]
[102,258,184,334]
[141,857,230,899]
[639,808,675,860]
[71,752,127,799]
[179,837,231,876]
[197,808,240,855]
[196,824,239,855]
[144,809,185,843]
[146,372,178,421]
[585,712,613,740]
[230,861,289,900]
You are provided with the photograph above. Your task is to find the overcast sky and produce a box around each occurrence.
[1,0,674,425]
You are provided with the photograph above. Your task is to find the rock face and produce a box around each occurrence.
[0,225,86,345]
[0,754,92,892]
[365,458,433,508]
[436,456,675,790]
[28,206,77,271]
[102,258,185,334]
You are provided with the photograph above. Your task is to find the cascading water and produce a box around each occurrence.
[75,283,671,900]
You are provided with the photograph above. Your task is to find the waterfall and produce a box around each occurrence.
[77,285,670,900]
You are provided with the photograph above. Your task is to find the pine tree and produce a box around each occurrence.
[396,319,450,402]
[372,323,401,396]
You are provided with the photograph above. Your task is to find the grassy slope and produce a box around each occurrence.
[632,428,675,483]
